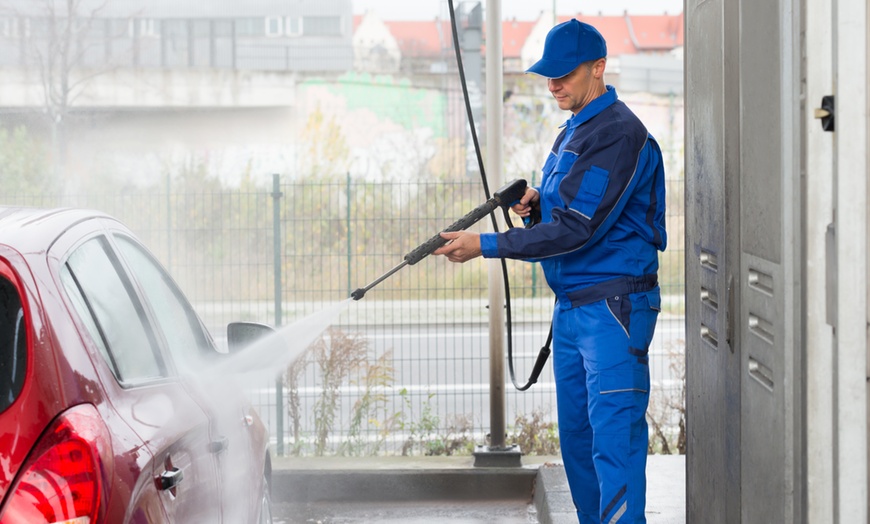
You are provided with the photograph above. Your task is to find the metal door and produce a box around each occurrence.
[685,0,742,521]
[686,0,803,522]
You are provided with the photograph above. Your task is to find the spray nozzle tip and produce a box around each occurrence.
[350,288,366,301]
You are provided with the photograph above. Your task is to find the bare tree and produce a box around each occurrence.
[1,0,132,190]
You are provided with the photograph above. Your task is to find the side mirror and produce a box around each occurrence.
[227,322,276,354]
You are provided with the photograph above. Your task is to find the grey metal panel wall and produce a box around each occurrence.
[685,0,742,520]
[687,0,804,520]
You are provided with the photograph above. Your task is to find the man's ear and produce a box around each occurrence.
[592,58,607,79]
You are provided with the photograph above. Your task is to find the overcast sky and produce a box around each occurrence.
[352,0,684,20]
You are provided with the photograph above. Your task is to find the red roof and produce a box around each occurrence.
[625,14,684,50]
[369,13,684,59]
[383,19,454,58]
[502,19,536,59]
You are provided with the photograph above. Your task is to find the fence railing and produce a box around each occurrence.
[2,173,685,456]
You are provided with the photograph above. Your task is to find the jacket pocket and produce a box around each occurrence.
[570,165,609,219]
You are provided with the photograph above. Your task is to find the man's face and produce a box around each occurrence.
[547,60,604,115]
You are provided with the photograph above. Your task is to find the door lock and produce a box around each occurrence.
[814,95,834,132]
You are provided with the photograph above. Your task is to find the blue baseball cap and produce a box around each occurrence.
[526,19,607,79]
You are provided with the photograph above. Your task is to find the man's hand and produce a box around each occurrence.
[433,231,482,263]
[511,187,540,218]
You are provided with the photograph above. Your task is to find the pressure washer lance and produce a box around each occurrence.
[350,178,534,301]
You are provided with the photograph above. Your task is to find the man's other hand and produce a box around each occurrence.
[433,231,482,263]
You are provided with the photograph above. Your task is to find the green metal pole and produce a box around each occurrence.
[346,172,352,296]
[272,174,284,456]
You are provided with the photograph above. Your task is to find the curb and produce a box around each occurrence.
[271,467,538,504]
[534,463,577,524]
[272,457,552,524]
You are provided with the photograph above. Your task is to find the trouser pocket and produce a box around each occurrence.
[605,294,632,337]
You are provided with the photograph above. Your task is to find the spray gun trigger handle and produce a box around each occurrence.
[507,199,531,227]
[526,205,541,228]
[507,196,539,229]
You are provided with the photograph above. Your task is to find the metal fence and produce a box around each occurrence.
[3,173,685,456]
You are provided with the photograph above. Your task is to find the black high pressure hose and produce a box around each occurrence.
[446,0,549,391]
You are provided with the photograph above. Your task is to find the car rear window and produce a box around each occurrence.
[0,268,27,413]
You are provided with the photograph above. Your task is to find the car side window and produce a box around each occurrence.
[60,266,118,377]
[62,236,164,384]
[114,236,213,372]
[0,268,27,414]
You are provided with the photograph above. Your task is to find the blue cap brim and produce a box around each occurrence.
[525,58,578,79]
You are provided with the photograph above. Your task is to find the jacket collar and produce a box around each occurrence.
[559,85,618,130]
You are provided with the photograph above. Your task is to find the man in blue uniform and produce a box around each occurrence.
[434,19,667,523]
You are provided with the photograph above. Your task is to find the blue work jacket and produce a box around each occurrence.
[480,86,667,308]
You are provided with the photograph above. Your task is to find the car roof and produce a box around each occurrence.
[0,207,115,253]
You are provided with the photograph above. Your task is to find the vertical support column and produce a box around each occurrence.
[832,0,868,520]
[487,255,506,445]
[473,0,520,468]
[486,0,506,452]
[272,173,284,456]
[804,0,835,520]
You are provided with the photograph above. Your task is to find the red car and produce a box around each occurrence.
[0,207,273,523]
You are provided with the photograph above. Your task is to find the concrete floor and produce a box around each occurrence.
[270,454,685,523]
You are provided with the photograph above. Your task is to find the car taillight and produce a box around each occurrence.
[0,404,111,524]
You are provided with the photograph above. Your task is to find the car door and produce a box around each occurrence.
[109,231,264,523]
[57,230,222,523]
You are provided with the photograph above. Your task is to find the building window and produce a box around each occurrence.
[28,18,51,38]
[303,16,341,37]
[285,16,302,37]
[108,19,129,39]
[193,20,211,39]
[213,20,233,38]
[130,18,160,38]
[0,18,22,38]
[235,18,265,37]
[265,16,282,37]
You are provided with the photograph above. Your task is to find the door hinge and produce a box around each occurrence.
[826,222,837,327]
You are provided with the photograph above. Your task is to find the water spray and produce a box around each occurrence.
[350,178,535,301]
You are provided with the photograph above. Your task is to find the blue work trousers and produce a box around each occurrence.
[552,288,660,523]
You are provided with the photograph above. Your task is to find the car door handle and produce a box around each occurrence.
[208,436,229,454]
[156,467,184,491]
